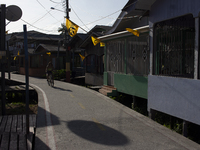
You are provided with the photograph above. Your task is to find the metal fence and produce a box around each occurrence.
[154,14,195,78]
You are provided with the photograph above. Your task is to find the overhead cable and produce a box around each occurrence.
[36,0,60,22]
[49,0,62,4]
[69,4,90,31]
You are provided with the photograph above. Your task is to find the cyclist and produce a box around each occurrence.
[46,61,54,82]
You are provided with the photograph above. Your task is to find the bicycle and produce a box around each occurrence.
[47,72,54,87]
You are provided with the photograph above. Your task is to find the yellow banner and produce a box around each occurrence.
[79,54,85,61]
[100,42,105,47]
[91,36,101,46]
[66,18,79,37]
[126,28,140,37]
[46,52,51,56]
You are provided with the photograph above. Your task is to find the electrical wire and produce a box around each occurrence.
[20,18,58,33]
[8,0,139,35]
[6,7,64,35]
[85,10,121,26]
[68,0,138,28]
[71,3,115,20]
[49,0,62,4]
[36,0,60,22]
[69,4,90,31]
[30,3,60,27]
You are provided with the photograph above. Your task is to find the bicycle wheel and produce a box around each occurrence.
[50,74,54,87]
[47,76,50,86]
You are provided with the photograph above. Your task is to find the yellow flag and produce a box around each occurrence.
[79,54,85,61]
[91,36,101,46]
[126,28,140,37]
[66,18,79,37]
[100,42,105,47]
[14,56,17,60]
[17,51,20,56]
[46,52,51,56]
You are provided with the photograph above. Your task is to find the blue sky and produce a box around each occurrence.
[2,0,129,34]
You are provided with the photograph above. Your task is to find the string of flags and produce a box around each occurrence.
[91,36,105,47]
[126,28,140,37]
[66,18,79,37]
[46,52,51,56]
[79,54,85,61]
[66,18,105,47]
[12,20,140,63]
[65,18,140,47]
[14,51,20,60]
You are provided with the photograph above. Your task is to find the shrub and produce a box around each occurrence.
[53,69,66,80]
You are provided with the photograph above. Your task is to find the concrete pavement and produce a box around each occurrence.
[9,74,200,150]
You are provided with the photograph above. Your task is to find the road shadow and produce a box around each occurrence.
[36,106,60,128]
[67,120,129,146]
[34,136,51,150]
[52,86,72,92]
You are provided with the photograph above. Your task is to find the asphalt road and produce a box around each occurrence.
[9,73,200,150]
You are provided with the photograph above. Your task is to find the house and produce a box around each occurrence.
[147,0,200,128]
[19,44,66,77]
[7,30,65,77]
[8,30,62,56]
[99,26,149,98]
[80,25,111,86]
[98,0,152,101]
[99,0,200,135]
[68,33,88,77]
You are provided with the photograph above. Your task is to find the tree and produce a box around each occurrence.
[58,23,67,36]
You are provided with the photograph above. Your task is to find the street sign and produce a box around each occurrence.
[6,5,22,22]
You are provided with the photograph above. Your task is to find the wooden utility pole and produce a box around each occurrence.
[65,0,71,82]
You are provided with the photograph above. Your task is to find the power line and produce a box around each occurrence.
[69,4,90,31]
[31,3,60,26]
[85,10,121,26]
[20,18,58,33]
[36,0,60,22]
[68,1,138,28]
[49,0,62,4]
[8,0,139,35]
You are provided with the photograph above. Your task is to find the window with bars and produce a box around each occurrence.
[86,54,104,75]
[154,14,195,78]
[107,40,125,73]
[127,33,149,76]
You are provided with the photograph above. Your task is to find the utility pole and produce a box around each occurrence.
[0,4,6,115]
[65,0,71,82]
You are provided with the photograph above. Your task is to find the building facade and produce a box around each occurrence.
[148,0,200,126]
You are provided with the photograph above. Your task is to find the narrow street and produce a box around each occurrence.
[9,74,200,150]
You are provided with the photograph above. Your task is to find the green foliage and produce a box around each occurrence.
[174,122,182,134]
[163,123,171,129]
[109,96,117,100]
[53,69,66,80]
[134,107,146,115]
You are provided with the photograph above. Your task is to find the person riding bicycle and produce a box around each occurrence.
[46,61,54,81]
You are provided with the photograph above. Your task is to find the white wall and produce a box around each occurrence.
[148,75,200,125]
